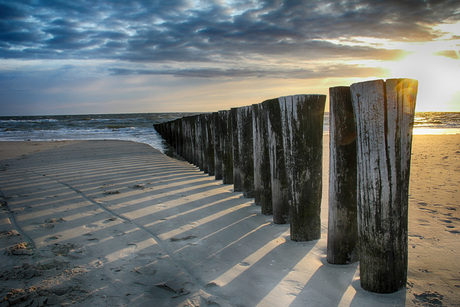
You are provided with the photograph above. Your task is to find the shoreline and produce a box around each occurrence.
[0,135,459,306]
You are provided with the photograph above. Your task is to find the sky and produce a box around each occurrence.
[0,0,459,116]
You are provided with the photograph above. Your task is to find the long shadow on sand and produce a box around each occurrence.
[0,140,407,306]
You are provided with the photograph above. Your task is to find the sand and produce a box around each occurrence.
[0,135,458,306]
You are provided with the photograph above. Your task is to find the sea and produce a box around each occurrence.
[1,112,459,153]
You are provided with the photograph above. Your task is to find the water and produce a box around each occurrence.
[0,113,197,152]
[1,112,459,152]
[323,112,460,135]
[412,112,460,135]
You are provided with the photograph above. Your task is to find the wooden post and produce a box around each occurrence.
[327,86,358,264]
[170,119,177,153]
[197,116,203,167]
[231,107,242,191]
[212,112,223,180]
[181,117,190,161]
[220,110,234,184]
[351,78,418,293]
[264,98,289,224]
[199,114,209,173]
[280,95,326,241]
[175,118,183,158]
[252,103,273,214]
[183,116,192,162]
[236,106,255,198]
[189,115,198,166]
[204,113,215,176]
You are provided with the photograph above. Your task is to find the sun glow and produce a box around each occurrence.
[381,39,460,111]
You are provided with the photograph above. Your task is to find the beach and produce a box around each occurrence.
[0,135,459,306]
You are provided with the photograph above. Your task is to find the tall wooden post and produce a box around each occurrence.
[183,116,193,163]
[351,78,418,293]
[212,112,223,180]
[237,106,255,198]
[220,110,234,184]
[327,86,358,264]
[194,115,203,168]
[198,114,209,173]
[175,118,184,158]
[231,108,242,191]
[280,95,326,241]
[182,117,191,161]
[204,113,215,176]
[264,98,289,224]
[252,103,273,214]
[190,115,199,166]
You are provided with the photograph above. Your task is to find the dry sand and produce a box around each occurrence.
[0,135,458,306]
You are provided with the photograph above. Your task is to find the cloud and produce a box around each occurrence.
[1,0,457,63]
[434,50,460,59]
[1,0,459,115]
[107,62,387,80]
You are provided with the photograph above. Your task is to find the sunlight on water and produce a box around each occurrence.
[413,128,460,135]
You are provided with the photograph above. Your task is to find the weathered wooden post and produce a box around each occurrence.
[173,119,182,156]
[237,106,255,198]
[181,117,190,161]
[231,107,243,191]
[204,113,215,175]
[190,115,199,166]
[170,119,177,153]
[198,114,209,173]
[182,116,192,162]
[196,115,205,169]
[220,110,233,184]
[327,86,358,264]
[351,78,418,293]
[212,112,223,180]
[280,95,326,241]
[177,118,184,157]
[252,103,273,214]
[264,98,289,224]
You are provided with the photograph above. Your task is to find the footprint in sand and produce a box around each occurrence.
[130,184,145,190]
[103,217,117,223]
[82,232,99,243]
[44,235,62,242]
[170,235,197,242]
[51,243,77,256]
[413,291,444,306]
[111,230,125,237]
[104,190,120,195]
[205,282,220,289]
[40,218,66,229]
[110,266,125,273]
[133,265,157,275]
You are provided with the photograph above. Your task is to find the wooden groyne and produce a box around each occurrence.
[153,78,418,294]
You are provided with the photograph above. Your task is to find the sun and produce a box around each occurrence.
[381,24,460,112]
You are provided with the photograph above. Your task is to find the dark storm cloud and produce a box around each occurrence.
[0,0,458,70]
[108,62,386,79]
